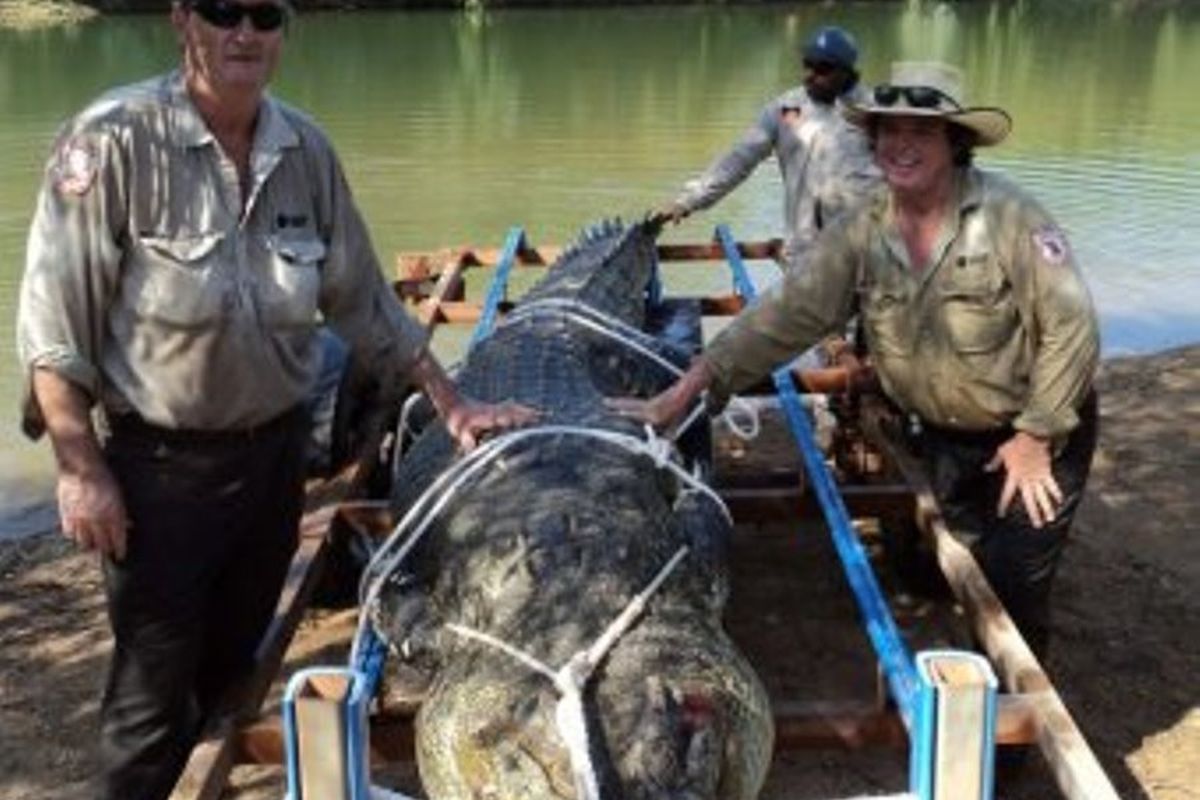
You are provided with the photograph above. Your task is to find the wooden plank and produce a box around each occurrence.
[418,300,483,325]
[336,499,394,540]
[416,253,471,329]
[697,294,746,316]
[395,239,781,282]
[401,296,742,327]
[294,685,355,800]
[396,244,558,277]
[169,504,340,800]
[775,697,1037,750]
[657,239,782,262]
[923,655,991,800]
[858,398,1121,800]
[233,693,1038,769]
[331,488,915,543]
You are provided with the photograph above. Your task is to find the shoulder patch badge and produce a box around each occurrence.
[1032,225,1071,266]
[52,137,98,197]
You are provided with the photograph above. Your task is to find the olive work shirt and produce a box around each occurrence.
[705,167,1100,440]
[674,84,881,263]
[17,71,428,435]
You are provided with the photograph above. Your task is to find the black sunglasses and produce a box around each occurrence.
[188,0,287,32]
[873,84,961,111]
[803,60,840,76]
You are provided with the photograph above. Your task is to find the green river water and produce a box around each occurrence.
[1,2,1198,536]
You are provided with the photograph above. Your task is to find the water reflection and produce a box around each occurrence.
[2,3,1199,536]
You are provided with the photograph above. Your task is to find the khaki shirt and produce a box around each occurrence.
[706,168,1099,439]
[674,84,881,262]
[17,71,427,434]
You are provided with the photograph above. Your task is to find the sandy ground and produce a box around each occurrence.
[1,345,1197,800]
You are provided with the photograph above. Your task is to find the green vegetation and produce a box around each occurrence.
[0,0,96,29]
[4,0,1197,30]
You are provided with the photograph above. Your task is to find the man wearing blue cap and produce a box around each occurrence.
[652,25,881,267]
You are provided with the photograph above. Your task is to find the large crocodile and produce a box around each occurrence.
[365,220,773,800]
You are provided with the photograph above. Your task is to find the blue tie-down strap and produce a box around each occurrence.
[472,226,527,348]
[350,624,390,699]
[713,223,921,723]
[283,666,372,800]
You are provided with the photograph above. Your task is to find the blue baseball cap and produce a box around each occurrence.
[803,26,859,70]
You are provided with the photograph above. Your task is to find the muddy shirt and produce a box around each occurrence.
[17,71,427,434]
[705,168,1099,439]
[674,84,881,263]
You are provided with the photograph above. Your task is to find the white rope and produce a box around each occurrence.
[397,391,427,446]
[389,392,431,486]
[352,424,728,665]
[718,391,761,441]
[501,298,760,442]
[582,545,689,668]
[503,298,685,380]
[446,545,690,800]
[444,624,558,683]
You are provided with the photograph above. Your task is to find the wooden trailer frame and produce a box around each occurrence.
[169,227,1119,800]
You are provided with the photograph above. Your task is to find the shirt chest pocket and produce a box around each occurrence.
[938,263,1019,354]
[262,236,326,328]
[131,233,227,328]
[861,283,913,358]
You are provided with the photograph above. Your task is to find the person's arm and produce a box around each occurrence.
[606,357,715,432]
[702,218,862,400]
[407,350,538,451]
[1011,225,1099,440]
[986,212,1099,528]
[32,370,128,558]
[18,126,127,438]
[312,138,537,449]
[654,99,781,224]
[611,218,862,427]
[17,122,130,555]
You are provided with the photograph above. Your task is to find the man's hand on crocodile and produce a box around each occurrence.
[444,398,540,451]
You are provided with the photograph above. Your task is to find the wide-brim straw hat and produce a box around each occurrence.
[845,61,1012,147]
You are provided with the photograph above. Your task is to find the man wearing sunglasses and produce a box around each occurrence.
[650,25,881,268]
[16,2,534,798]
[615,62,1099,662]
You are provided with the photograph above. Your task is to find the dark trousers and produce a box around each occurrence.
[915,393,1098,657]
[99,407,308,800]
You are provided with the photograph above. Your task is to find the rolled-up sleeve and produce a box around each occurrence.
[315,150,428,392]
[1011,222,1099,438]
[705,224,861,399]
[17,127,127,438]
[675,101,779,213]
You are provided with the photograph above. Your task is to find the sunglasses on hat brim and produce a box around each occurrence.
[873,84,962,111]
[188,0,287,32]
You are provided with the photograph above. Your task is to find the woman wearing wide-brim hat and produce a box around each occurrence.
[613,61,1100,658]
